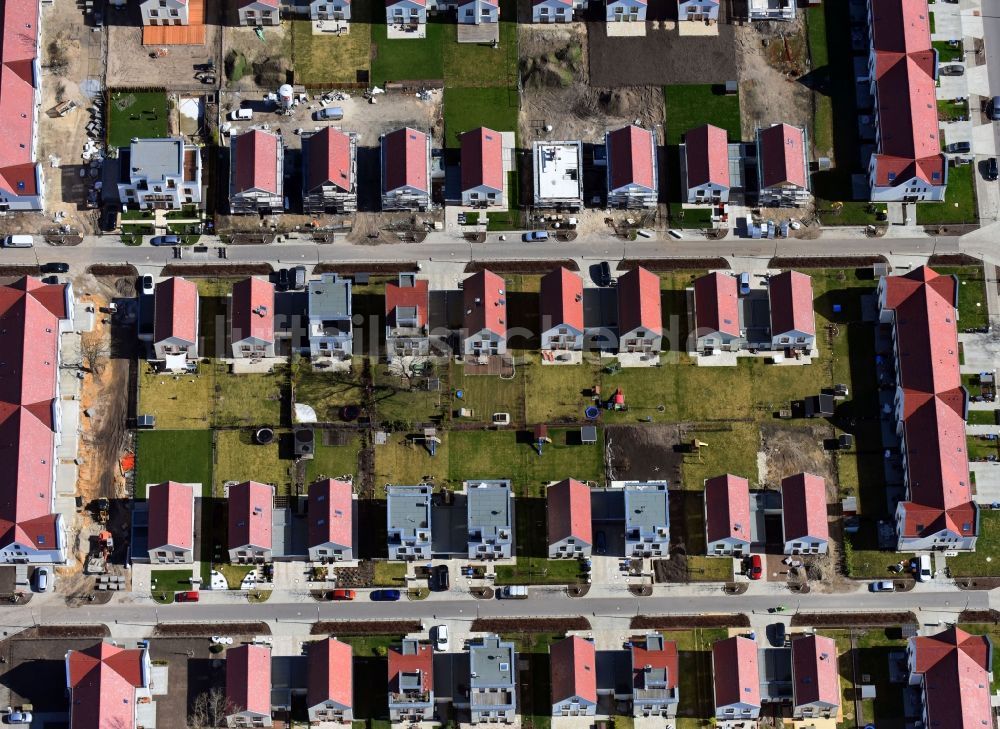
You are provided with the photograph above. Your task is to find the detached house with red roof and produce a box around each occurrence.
[682,124,730,204]
[308,638,354,723]
[781,473,829,555]
[631,633,679,718]
[381,127,431,211]
[237,0,280,25]
[116,138,202,211]
[704,474,751,557]
[463,269,507,357]
[755,123,810,207]
[550,636,598,717]
[678,0,720,21]
[692,271,742,354]
[712,636,761,720]
[878,266,978,551]
[540,267,584,352]
[152,276,199,370]
[606,0,646,21]
[231,277,275,359]
[140,0,190,25]
[461,127,504,207]
[547,478,592,558]
[227,480,274,563]
[388,639,435,722]
[0,1,44,212]
[617,267,662,355]
[0,277,74,566]
[908,628,992,729]
[230,130,284,215]
[312,0,352,20]
[606,126,658,209]
[65,642,153,729]
[385,273,430,358]
[532,0,581,22]
[386,0,428,26]
[604,124,659,210]
[308,478,354,563]
[146,481,194,563]
[791,634,840,719]
[867,0,947,202]
[226,644,273,728]
[768,270,815,353]
[302,127,358,214]
[458,0,499,24]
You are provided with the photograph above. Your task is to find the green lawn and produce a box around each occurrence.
[666,204,714,229]
[138,366,213,429]
[306,433,362,483]
[108,90,169,148]
[216,563,254,588]
[949,511,1000,577]
[967,434,999,461]
[370,21,445,83]
[373,561,408,586]
[524,357,602,422]
[442,21,518,88]
[967,409,997,425]
[443,87,519,148]
[932,265,988,329]
[214,430,295,496]
[938,98,970,122]
[373,364,447,425]
[486,172,523,230]
[375,434,451,491]
[134,430,214,499]
[806,5,832,155]
[149,568,194,603]
[917,164,978,225]
[293,362,365,423]
[291,18,371,85]
[816,200,886,226]
[663,85,741,145]
[933,39,963,62]
[495,498,584,585]
[214,366,287,427]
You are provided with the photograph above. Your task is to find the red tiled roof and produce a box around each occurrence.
[0,1,40,199]
[630,635,679,690]
[617,267,661,334]
[704,474,750,545]
[608,125,655,192]
[882,267,976,540]
[228,481,272,551]
[233,130,281,195]
[382,127,429,194]
[910,628,992,729]
[0,278,67,553]
[305,127,354,194]
[388,0,427,6]
[463,269,506,337]
[240,0,279,7]
[146,481,194,552]
[758,124,807,189]
[781,473,829,543]
[67,642,146,729]
[713,636,761,710]
[769,270,815,336]
[385,276,429,328]
[551,636,597,705]
[231,277,274,345]
[869,0,945,189]
[308,478,353,550]
[388,641,434,693]
[461,127,504,194]
[791,635,839,709]
[694,272,740,337]
[533,0,572,5]
[308,638,353,711]
[684,124,729,190]
[154,276,198,345]
[547,478,592,547]
[227,644,271,718]
[540,267,584,333]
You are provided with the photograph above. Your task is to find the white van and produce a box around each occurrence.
[498,585,528,599]
[229,108,253,121]
[2,235,33,248]
[916,554,932,582]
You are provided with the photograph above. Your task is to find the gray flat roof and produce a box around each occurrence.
[623,482,669,530]
[387,485,432,533]
[466,481,512,533]
[469,636,515,688]
[129,138,183,181]
[308,274,352,319]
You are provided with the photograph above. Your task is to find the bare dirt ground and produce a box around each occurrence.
[606,424,685,482]
[222,23,292,93]
[734,20,812,138]
[106,3,222,90]
[759,422,836,487]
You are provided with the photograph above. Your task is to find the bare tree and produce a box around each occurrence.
[80,334,110,379]
[190,687,230,729]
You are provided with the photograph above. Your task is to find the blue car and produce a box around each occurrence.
[370,589,401,601]
[522,231,549,242]
[150,235,180,247]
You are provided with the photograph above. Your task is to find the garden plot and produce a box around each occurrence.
[758,422,837,488]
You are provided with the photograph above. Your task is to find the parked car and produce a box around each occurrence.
[150,235,180,247]
[433,624,450,652]
[940,64,965,76]
[313,107,344,121]
[595,530,607,555]
[40,262,69,274]
[2,235,33,248]
[175,591,200,602]
[522,231,549,242]
[33,566,51,592]
[989,96,1000,121]
[4,711,32,725]
[946,141,972,154]
[371,589,401,601]
[738,272,751,296]
[915,554,932,582]
[597,261,613,287]
[291,265,307,290]
[432,565,450,592]
[747,554,763,580]
[229,108,253,121]
[275,268,289,291]
[141,275,154,295]
[329,589,356,601]
[869,580,894,592]
[983,157,998,181]
[497,585,528,599]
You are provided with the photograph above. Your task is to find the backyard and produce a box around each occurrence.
[291,18,371,86]
[916,165,977,225]
[108,90,169,148]
[370,22,446,83]
[662,84,741,145]
[134,430,214,499]
[443,87,519,149]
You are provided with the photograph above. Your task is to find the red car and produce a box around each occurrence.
[328,589,356,601]
[747,554,763,580]
[175,591,200,602]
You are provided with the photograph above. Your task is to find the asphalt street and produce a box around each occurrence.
[984,0,1000,153]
